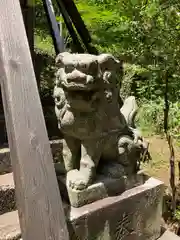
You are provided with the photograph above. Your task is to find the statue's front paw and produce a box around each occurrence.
[66,169,89,190]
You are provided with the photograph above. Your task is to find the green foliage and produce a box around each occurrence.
[34,0,180,137]
[75,0,180,101]
[34,48,56,101]
[137,99,164,134]
[120,63,151,100]
[174,206,180,221]
[137,99,180,138]
[76,0,180,137]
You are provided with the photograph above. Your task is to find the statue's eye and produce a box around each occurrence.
[56,96,61,102]
[65,64,74,73]
[88,61,98,75]
[76,63,87,73]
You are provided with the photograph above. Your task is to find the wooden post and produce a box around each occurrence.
[0,0,69,240]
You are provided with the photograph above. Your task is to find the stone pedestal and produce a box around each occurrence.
[59,172,148,207]
[65,177,164,240]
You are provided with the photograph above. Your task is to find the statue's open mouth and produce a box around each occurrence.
[65,89,99,103]
[61,81,98,91]
[61,74,100,90]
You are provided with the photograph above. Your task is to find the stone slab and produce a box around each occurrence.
[1,213,179,240]
[0,173,16,215]
[0,211,21,240]
[65,177,164,240]
[0,181,165,240]
[0,204,70,240]
[158,229,180,239]
[59,172,148,207]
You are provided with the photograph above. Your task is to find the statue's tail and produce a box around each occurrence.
[120,96,138,128]
[120,96,152,164]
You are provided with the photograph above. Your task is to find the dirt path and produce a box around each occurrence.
[142,135,180,186]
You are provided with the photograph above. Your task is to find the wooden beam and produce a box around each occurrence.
[56,0,98,54]
[42,0,64,54]
[61,0,91,43]
[0,0,69,240]
[55,0,85,53]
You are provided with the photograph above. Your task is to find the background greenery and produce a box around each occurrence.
[34,0,180,226]
[35,0,180,139]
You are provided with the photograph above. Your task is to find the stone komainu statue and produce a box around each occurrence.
[54,52,147,190]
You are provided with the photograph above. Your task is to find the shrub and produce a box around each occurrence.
[137,99,180,139]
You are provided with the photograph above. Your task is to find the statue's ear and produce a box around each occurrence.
[55,52,71,67]
[55,54,64,68]
[97,54,121,72]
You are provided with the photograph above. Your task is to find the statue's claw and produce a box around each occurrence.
[67,169,90,190]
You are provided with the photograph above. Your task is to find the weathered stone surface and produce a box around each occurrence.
[0,205,70,240]
[0,140,64,174]
[0,173,16,215]
[0,211,21,240]
[0,178,166,240]
[66,177,164,240]
[158,229,180,239]
[50,139,63,162]
[59,172,147,207]
[0,148,11,174]
[54,52,149,193]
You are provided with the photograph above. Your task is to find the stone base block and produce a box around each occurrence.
[58,172,148,207]
[158,229,180,240]
[65,177,164,240]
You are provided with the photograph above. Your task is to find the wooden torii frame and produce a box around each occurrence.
[0,0,69,239]
[49,0,98,54]
[27,0,98,56]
